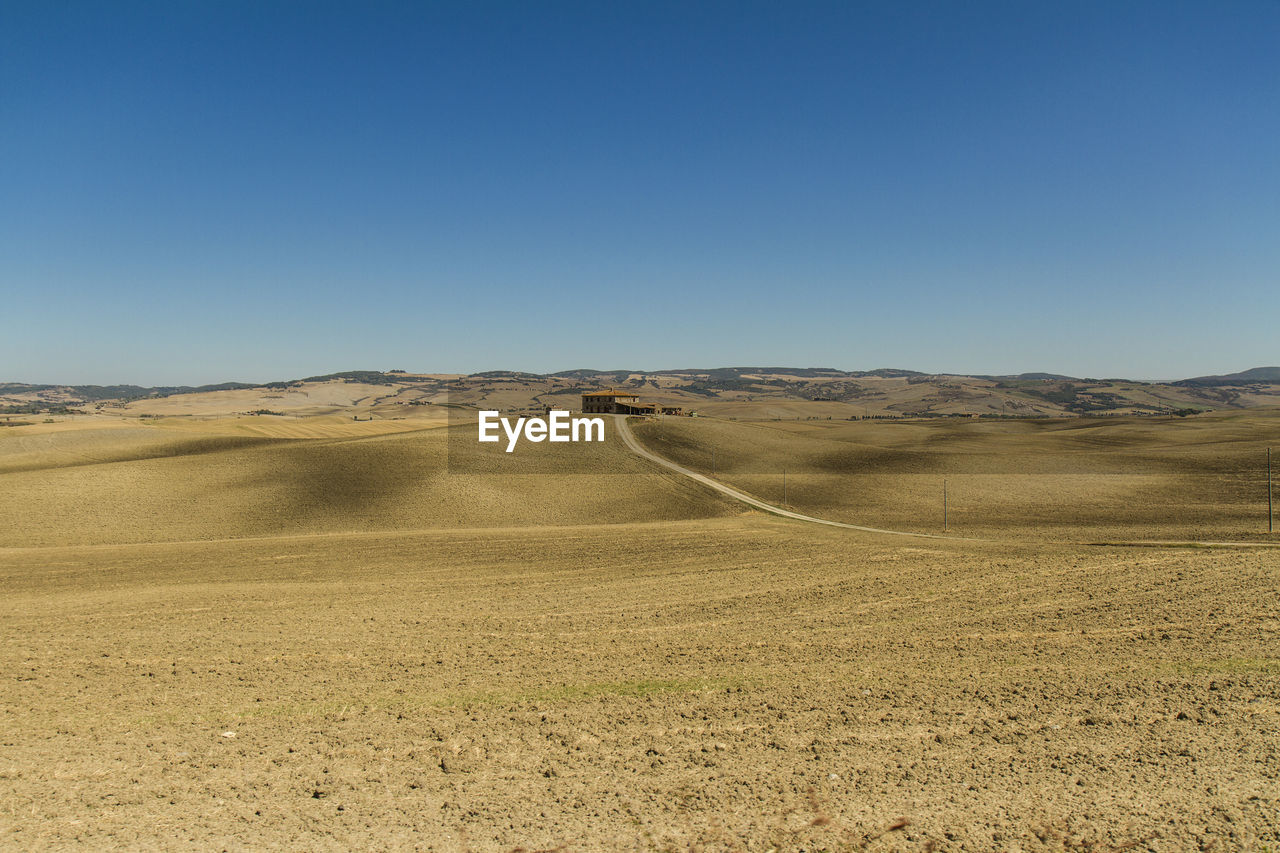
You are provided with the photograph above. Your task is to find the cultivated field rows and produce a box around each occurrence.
[1,410,1278,849]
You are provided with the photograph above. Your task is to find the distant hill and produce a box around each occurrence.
[549,368,640,379]
[974,372,1080,382]
[1175,367,1280,387]
[0,381,259,402]
[5,365,1280,418]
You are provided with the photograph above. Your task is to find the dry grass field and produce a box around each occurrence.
[0,417,732,549]
[9,368,1280,424]
[2,408,1278,850]
[631,411,1280,544]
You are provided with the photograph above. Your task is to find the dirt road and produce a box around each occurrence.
[613,414,954,539]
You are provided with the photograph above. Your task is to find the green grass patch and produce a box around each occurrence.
[129,675,759,728]
[427,676,751,709]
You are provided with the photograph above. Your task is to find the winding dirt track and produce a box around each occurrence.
[612,415,957,540]
[613,417,1280,549]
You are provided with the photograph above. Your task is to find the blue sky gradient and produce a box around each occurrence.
[3,1,1277,384]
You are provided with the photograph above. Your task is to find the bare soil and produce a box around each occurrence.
[2,411,1278,850]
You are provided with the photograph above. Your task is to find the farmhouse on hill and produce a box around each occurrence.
[581,388,683,416]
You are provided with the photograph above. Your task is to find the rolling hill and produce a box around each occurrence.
[8,365,1280,421]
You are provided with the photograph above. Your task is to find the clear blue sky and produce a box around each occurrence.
[3,1,1277,384]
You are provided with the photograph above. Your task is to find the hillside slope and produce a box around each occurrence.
[7,366,1280,420]
[630,410,1280,542]
[0,421,736,548]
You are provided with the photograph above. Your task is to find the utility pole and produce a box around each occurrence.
[711,448,716,477]
[782,468,787,506]
[943,479,949,533]
[1269,447,1273,534]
